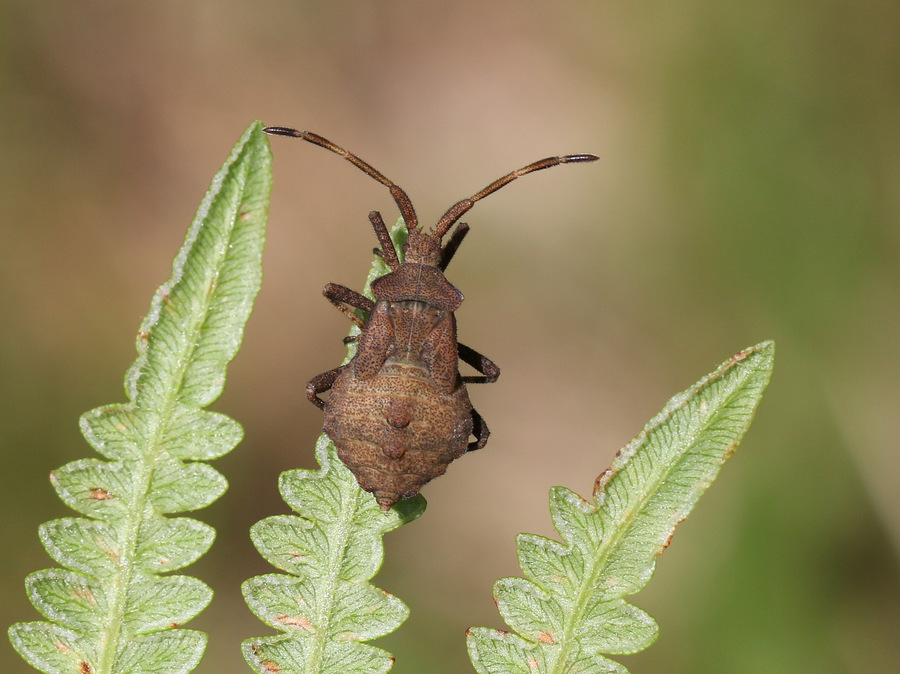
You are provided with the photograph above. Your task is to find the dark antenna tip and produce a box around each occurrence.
[263,126,302,137]
[562,153,600,163]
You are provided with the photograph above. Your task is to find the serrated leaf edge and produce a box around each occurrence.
[9,122,271,674]
[468,342,775,673]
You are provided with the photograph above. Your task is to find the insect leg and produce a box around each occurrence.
[307,366,344,410]
[468,407,491,451]
[458,342,501,384]
[368,211,401,270]
[323,282,375,329]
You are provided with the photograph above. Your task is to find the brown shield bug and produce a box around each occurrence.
[265,126,598,508]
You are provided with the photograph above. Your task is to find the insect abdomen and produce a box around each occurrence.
[324,360,473,509]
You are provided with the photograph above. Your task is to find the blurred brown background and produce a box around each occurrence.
[2,1,899,672]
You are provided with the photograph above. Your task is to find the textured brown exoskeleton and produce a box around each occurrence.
[265,126,599,508]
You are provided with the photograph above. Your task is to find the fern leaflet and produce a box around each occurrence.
[242,218,422,674]
[8,122,272,674]
[467,342,775,673]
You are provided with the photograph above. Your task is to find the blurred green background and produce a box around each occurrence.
[2,1,898,672]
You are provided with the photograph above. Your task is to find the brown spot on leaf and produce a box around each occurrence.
[722,439,739,460]
[89,488,114,501]
[98,539,119,563]
[74,587,96,604]
[275,614,313,630]
[659,513,688,555]
[660,531,675,553]
[537,631,555,644]
[162,293,177,315]
[593,466,616,498]
[261,661,280,673]
[80,662,93,674]
[731,346,753,362]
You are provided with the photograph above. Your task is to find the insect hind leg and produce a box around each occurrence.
[458,342,500,384]
[468,407,490,451]
[307,365,344,410]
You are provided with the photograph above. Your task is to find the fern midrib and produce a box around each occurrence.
[95,409,172,673]
[549,393,719,673]
[95,171,248,674]
[301,235,398,671]
[547,508,631,673]
[306,471,361,672]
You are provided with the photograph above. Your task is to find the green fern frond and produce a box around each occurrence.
[242,217,421,674]
[242,436,425,674]
[467,342,775,674]
[8,122,272,674]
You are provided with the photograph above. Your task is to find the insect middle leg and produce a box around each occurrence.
[323,282,375,330]
[310,285,376,408]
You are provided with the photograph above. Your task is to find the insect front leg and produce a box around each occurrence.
[368,210,401,270]
[323,282,375,330]
[458,342,500,384]
[307,365,344,410]
[439,223,469,271]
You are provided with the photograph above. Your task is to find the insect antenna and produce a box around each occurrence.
[264,126,420,232]
[432,153,600,241]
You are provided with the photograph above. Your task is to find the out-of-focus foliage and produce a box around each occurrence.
[2,2,898,673]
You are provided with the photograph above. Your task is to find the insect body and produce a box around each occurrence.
[265,126,598,509]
